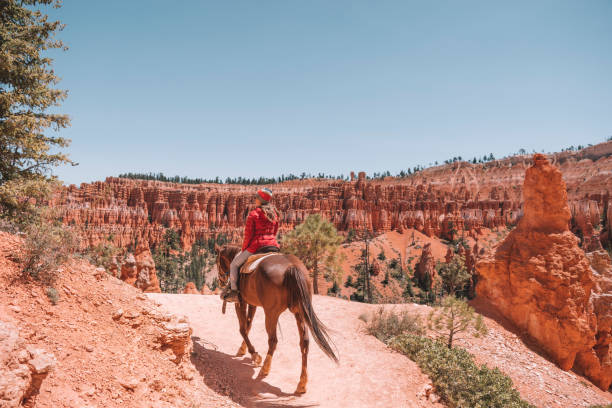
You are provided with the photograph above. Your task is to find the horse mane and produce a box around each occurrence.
[223,244,241,258]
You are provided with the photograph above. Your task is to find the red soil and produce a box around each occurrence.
[0,231,239,408]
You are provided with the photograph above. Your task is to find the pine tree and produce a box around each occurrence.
[403,279,414,299]
[427,296,487,348]
[438,255,471,296]
[281,214,344,294]
[0,1,72,219]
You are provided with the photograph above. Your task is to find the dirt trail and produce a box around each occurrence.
[148,294,442,408]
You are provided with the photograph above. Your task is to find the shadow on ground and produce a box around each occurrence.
[191,336,319,408]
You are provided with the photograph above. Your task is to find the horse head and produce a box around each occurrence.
[215,244,241,286]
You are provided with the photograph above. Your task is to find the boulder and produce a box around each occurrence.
[0,320,56,407]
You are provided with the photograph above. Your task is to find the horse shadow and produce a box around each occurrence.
[191,336,318,408]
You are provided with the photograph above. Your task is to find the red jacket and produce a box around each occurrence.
[242,207,280,253]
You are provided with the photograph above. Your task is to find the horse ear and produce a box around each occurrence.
[214,244,221,253]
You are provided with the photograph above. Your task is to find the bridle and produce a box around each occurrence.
[216,251,230,287]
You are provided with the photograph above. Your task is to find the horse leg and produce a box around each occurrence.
[258,311,280,378]
[236,304,256,356]
[235,302,262,366]
[294,312,309,394]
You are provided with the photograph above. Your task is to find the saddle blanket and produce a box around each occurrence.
[240,253,280,274]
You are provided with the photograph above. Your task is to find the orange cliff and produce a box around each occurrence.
[50,141,612,255]
[475,154,612,390]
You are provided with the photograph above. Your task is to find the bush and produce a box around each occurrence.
[20,220,77,285]
[365,307,424,342]
[86,241,120,269]
[0,218,20,234]
[46,287,59,305]
[389,334,534,408]
[0,178,59,228]
[327,280,341,296]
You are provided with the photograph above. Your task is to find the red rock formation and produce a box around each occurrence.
[581,250,612,390]
[444,247,453,263]
[183,282,199,294]
[414,243,437,290]
[113,246,161,293]
[370,260,382,277]
[51,142,612,255]
[476,154,612,390]
[200,284,212,295]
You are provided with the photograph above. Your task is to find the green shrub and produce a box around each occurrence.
[389,334,534,408]
[86,241,120,269]
[0,179,59,228]
[365,307,424,342]
[46,287,59,305]
[20,219,77,285]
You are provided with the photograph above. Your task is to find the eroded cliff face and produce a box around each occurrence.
[475,154,612,390]
[51,142,612,255]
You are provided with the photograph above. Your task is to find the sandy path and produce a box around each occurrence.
[148,294,442,408]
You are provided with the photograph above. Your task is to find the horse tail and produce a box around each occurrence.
[284,265,338,363]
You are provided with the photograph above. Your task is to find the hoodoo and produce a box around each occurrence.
[50,142,612,254]
[414,243,437,290]
[476,154,612,390]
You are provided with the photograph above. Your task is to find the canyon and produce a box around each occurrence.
[46,141,612,395]
[51,142,612,255]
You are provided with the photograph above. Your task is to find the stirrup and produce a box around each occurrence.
[222,288,240,303]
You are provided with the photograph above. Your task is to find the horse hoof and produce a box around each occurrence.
[257,367,269,378]
[251,353,262,366]
[294,384,307,394]
[236,345,247,357]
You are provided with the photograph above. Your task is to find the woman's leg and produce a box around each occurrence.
[229,250,253,290]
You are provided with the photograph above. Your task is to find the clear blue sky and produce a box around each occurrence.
[47,0,612,185]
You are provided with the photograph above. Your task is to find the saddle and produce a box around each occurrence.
[240,247,281,275]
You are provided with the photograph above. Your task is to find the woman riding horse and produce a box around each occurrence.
[215,187,337,393]
[221,187,280,302]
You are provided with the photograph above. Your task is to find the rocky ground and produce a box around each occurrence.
[2,227,611,408]
[153,294,612,408]
[407,301,612,408]
[0,231,239,408]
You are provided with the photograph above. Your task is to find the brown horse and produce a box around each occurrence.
[215,245,338,394]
